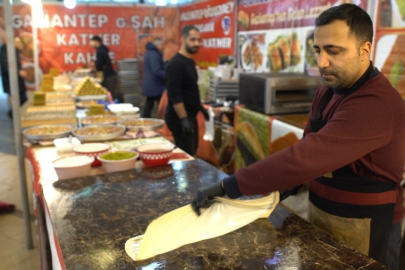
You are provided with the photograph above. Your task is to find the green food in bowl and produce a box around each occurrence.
[100,152,137,161]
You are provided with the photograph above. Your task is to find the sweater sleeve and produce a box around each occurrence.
[233,94,395,195]
[95,50,105,71]
[166,60,183,104]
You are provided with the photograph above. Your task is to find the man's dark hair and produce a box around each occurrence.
[90,36,102,43]
[181,25,199,38]
[316,4,373,45]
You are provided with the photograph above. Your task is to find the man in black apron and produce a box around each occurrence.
[192,4,405,269]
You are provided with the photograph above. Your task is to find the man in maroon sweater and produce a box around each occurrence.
[192,4,405,269]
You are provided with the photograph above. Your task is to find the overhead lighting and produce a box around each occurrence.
[155,0,167,6]
[170,0,178,4]
[64,0,76,9]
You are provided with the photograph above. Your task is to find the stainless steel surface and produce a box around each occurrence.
[4,0,33,249]
[22,124,76,141]
[81,115,123,126]
[72,125,126,141]
[239,73,322,115]
[119,118,165,132]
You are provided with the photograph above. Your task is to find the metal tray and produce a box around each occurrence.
[23,124,76,141]
[119,118,165,132]
[81,115,123,126]
[72,125,125,142]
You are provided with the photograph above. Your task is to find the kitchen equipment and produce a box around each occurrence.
[73,143,110,167]
[98,150,138,173]
[52,155,94,180]
[137,143,174,167]
[209,77,239,101]
[239,73,322,115]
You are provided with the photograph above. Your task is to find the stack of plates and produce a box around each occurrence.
[208,77,239,101]
[118,59,142,107]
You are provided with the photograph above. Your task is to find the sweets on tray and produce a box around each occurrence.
[32,92,46,106]
[26,104,76,113]
[89,104,105,115]
[74,77,107,96]
[40,74,54,92]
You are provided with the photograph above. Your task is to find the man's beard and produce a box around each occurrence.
[186,44,199,54]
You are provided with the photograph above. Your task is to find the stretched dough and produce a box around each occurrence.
[125,192,280,261]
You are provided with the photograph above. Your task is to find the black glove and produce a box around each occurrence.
[200,106,209,121]
[180,117,194,134]
[279,185,303,201]
[191,182,225,216]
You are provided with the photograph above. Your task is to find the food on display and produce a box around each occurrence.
[76,100,99,109]
[99,152,137,161]
[89,104,106,115]
[73,125,125,141]
[49,68,59,77]
[40,74,54,92]
[82,115,122,125]
[74,76,107,96]
[33,92,46,106]
[119,118,165,131]
[23,124,76,141]
[27,104,76,113]
[390,60,404,87]
[237,10,250,28]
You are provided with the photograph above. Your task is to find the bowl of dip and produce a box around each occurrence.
[98,150,138,173]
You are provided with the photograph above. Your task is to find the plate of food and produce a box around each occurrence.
[72,125,126,142]
[81,115,123,126]
[23,124,76,141]
[119,118,165,132]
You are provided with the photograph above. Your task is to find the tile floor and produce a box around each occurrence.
[0,92,41,270]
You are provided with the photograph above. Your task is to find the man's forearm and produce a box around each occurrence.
[173,102,187,119]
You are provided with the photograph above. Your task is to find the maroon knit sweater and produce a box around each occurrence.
[235,73,405,224]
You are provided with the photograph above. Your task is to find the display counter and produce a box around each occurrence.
[41,160,388,269]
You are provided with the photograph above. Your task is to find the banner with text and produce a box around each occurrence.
[237,0,367,73]
[0,4,178,85]
[179,0,235,68]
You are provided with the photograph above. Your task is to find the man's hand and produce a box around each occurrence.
[191,182,225,216]
[200,106,209,121]
[180,117,194,134]
[19,70,27,79]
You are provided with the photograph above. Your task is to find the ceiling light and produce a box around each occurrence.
[64,0,76,9]
[170,0,178,4]
[155,0,167,6]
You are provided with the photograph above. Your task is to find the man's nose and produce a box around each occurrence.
[318,51,330,69]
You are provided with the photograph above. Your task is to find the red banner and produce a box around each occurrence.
[0,4,179,88]
[179,0,235,68]
[237,0,368,31]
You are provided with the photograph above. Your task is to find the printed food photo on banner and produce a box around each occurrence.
[240,32,266,72]
[374,33,405,98]
[379,0,405,28]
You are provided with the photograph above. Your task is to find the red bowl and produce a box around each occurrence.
[137,143,175,167]
[73,143,110,167]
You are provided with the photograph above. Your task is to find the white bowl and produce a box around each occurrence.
[108,104,140,115]
[54,137,81,153]
[73,143,110,156]
[97,150,138,173]
[52,155,94,180]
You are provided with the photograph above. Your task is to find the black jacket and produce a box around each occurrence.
[95,44,115,79]
[142,42,165,97]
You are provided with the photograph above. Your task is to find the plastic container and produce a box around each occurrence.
[52,155,94,180]
[73,143,110,167]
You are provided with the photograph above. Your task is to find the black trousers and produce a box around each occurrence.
[143,95,161,118]
[102,74,119,101]
[166,115,198,156]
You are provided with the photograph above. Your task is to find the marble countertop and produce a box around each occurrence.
[42,160,388,270]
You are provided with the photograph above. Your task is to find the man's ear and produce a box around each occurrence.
[360,41,372,61]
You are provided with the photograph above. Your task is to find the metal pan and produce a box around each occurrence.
[23,124,76,141]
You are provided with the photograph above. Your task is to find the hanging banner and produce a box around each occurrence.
[374,0,405,98]
[237,0,368,74]
[179,0,235,68]
[0,4,178,85]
